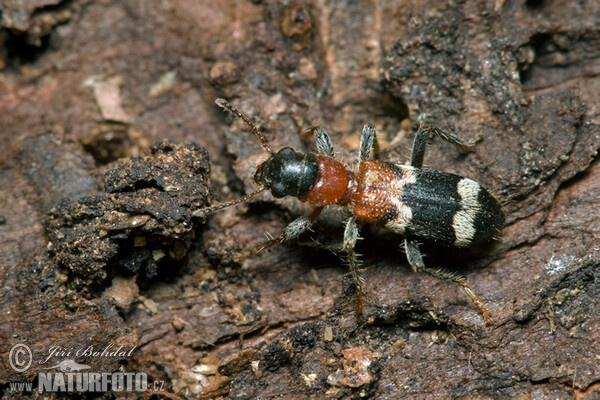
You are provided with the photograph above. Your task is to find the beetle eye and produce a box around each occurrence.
[271,182,286,198]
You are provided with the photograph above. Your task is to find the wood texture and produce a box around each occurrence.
[1,0,599,398]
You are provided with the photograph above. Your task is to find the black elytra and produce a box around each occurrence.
[402,168,504,247]
[402,169,464,246]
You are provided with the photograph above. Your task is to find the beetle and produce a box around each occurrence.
[194,98,504,323]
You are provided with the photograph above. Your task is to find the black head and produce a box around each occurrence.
[193,100,319,218]
[254,147,318,198]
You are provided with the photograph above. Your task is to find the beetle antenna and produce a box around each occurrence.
[215,98,274,155]
[192,186,267,218]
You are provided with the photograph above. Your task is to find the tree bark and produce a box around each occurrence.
[1,0,599,398]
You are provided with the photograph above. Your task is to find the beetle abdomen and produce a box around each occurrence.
[351,162,504,247]
[401,168,504,247]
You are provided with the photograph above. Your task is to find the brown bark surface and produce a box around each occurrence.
[1,0,600,399]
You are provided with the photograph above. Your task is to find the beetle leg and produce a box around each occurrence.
[314,127,335,157]
[238,207,323,261]
[404,238,492,324]
[343,216,365,321]
[410,124,481,168]
[358,124,377,165]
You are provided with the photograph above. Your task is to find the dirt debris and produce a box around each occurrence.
[46,140,212,290]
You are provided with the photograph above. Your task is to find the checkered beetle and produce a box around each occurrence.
[194,98,504,324]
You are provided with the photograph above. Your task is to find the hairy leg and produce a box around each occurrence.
[238,207,323,261]
[314,127,335,157]
[410,124,480,168]
[343,216,365,321]
[404,238,491,324]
